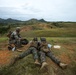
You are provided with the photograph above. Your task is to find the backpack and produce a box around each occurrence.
[21,39,29,45]
[7,31,12,38]
[7,31,15,39]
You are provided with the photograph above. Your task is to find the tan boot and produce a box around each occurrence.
[59,63,67,69]
[40,62,48,70]
[34,59,41,65]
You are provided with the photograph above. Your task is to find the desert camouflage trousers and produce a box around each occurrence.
[39,51,60,65]
[18,47,38,60]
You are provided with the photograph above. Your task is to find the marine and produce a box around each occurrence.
[8,27,22,50]
[10,37,40,66]
[38,37,67,69]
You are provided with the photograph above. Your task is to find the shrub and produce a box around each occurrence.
[0,26,10,34]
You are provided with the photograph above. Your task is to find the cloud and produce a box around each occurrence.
[0,0,76,21]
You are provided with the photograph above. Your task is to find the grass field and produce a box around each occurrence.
[0,36,76,75]
[0,37,8,42]
[21,28,76,37]
[0,22,76,75]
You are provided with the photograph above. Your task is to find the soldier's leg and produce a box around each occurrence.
[46,51,60,65]
[8,40,16,51]
[31,47,38,60]
[15,39,21,48]
[9,48,32,66]
[39,51,48,69]
[18,48,32,59]
[31,47,40,65]
[39,51,46,63]
[46,51,67,69]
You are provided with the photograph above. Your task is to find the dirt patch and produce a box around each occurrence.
[0,44,29,66]
[63,44,75,53]
[21,26,33,32]
[0,42,8,50]
[38,23,51,29]
[0,50,12,66]
[59,53,71,64]
[20,24,52,32]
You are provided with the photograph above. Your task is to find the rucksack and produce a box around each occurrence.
[7,31,15,39]
[7,31,12,38]
[21,39,29,45]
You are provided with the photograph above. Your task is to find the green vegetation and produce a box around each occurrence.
[0,37,8,42]
[0,25,10,34]
[0,18,76,75]
[0,37,76,75]
[21,28,76,37]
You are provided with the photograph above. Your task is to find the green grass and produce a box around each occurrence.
[46,37,76,44]
[0,22,76,75]
[0,37,8,42]
[0,37,76,75]
[21,28,76,37]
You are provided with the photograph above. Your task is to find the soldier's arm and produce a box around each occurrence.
[10,32,14,38]
[14,35,19,40]
[12,32,19,40]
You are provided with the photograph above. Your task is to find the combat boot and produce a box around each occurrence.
[34,59,41,65]
[59,62,67,69]
[40,62,48,70]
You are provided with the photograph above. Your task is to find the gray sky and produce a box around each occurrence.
[0,0,76,21]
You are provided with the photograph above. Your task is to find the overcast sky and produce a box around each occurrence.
[0,0,76,21]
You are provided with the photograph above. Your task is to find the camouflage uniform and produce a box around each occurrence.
[15,38,39,61]
[18,47,38,60]
[38,38,61,65]
[39,50,60,65]
[9,30,21,48]
[10,38,40,66]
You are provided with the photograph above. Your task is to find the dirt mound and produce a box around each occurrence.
[38,23,52,29]
[21,26,33,32]
[21,24,52,32]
